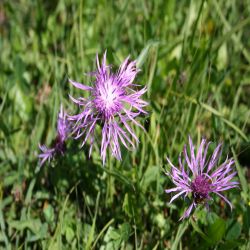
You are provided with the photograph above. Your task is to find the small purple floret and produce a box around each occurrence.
[68,51,148,164]
[191,175,211,203]
[38,105,71,166]
[165,136,239,220]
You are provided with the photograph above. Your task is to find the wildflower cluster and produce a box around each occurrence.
[38,52,147,165]
[38,51,239,220]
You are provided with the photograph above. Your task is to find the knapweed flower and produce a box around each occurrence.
[68,52,148,164]
[38,105,71,166]
[165,137,239,220]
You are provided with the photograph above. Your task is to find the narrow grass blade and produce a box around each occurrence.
[171,221,188,250]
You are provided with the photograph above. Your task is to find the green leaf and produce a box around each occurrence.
[190,219,211,243]
[206,217,226,244]
[103,227,122,250]
[155,213,166,229]
[122,193,133,218]
[101,223,131,250]
[225,222,241,240]
[218,240,243,250]
[140,166,159,192]
[217,43,228,70]
[43,204,55,224]
[8,219,42,235]
[109,229,120,241]
[65,226,75,243]
[119,223,131,242]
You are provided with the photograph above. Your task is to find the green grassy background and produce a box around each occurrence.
[0,0,250,249]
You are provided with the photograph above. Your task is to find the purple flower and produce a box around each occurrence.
[165,136,239,220]
[68,52,148,164]
[38,105,71,166]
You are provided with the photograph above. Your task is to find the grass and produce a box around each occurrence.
[0,0,250,249]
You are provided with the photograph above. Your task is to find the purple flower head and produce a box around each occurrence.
[165,136,239,220]
[68,51,148,164]
[38,105,71,166]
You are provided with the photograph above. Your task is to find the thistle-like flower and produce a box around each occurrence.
[38,105,71,166]
[68,52,147,164]
[165,137,239,220]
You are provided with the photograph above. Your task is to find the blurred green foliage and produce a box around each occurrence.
[0,0,250,249]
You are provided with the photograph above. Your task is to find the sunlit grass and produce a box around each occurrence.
[0,0,249,249]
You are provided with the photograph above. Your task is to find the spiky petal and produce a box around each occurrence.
[68,52,148,164]
[38,105,71,166]
[165,136,239,220]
